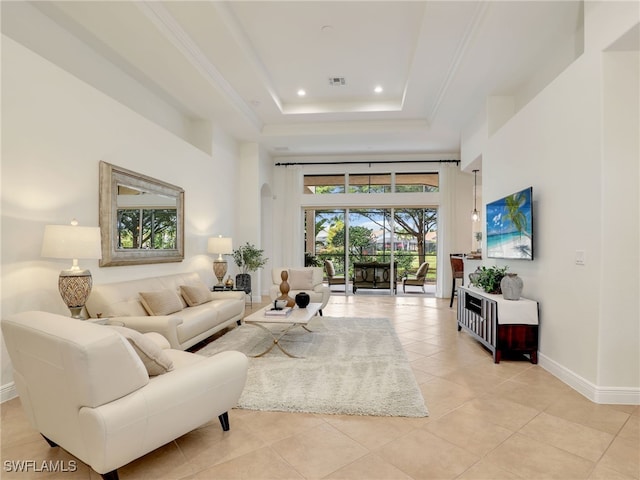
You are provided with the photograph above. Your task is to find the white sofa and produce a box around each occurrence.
[269,267,330,315]
[1,311,248,480]
[85,272,245,350]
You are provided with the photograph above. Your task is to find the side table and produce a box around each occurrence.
[211,285,252,306]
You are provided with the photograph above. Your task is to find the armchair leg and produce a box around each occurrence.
[102,470,119,480]
[318,309,323,316]
[218,412,230,431]
[41,434,57,447]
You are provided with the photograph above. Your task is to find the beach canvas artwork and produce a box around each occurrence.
[486,187,533,260]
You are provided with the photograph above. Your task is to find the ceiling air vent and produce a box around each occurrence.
[328,77,346,86]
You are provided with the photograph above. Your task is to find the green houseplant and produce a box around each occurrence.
[232,243,268,294]
[473,265,508,294]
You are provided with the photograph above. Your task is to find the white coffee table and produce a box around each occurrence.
[243,302,322,358]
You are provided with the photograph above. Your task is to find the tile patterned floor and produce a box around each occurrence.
[1,295,638,479]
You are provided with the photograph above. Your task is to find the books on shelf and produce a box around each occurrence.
[264,306,293,317]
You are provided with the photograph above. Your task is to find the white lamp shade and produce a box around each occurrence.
[41,225,102,260]
[207,236,233,255]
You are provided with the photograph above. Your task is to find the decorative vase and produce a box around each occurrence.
[501,273,523,300]
[295,292,310,308]
[235,273,251,294]
[278,270,295,307]
[468,267,481,287]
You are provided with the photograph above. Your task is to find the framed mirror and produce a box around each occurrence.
[99,161,184,266]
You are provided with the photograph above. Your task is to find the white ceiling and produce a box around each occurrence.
[29,1,583,157]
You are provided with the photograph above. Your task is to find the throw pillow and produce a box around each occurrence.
[325,260,335,277]
[139,290,184,316]
[288,268,314,290]
[416,262,429,277]
[108,325,174,376]
[180,284,212,307]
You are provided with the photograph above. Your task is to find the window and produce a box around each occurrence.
[303,174,345,194]
[395,173,439,192]
[303,172,439,194]
[348,174,391,193]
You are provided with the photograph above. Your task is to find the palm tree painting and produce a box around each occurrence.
[486,187,533,260]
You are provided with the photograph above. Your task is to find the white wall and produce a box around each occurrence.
[463,1,639,402]
[235,142,273,300]
[599,50,639,392]
[1,37,238,397]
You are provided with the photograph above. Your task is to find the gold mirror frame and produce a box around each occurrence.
[99,161,184,266]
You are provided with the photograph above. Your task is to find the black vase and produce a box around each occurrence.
[295,292,310,308]
[235,274,251,294]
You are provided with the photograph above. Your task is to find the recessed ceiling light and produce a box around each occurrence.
[374,85,383,94]
[297,89,306,97]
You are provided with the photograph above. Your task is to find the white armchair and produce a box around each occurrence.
[269,267,330,315]
[1,311,248,480]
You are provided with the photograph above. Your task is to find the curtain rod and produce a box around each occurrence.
[274,159,460,167]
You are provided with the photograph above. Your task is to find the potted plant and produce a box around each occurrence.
[473,265,508,294]
[232,242,268,294]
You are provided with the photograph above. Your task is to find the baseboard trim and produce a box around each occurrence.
[539,353,640,405]
[1,382,18,403]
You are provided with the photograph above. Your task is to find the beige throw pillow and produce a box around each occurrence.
[139,290,184,316]
[108,326,174,376]
[416,262,429,277]
[180,284,212,307]
[288,269,314,290]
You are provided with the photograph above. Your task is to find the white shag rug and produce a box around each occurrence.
[197,316,428,417]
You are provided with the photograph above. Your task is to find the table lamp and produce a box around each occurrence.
[207,235,233,286]
[41,219,102,319]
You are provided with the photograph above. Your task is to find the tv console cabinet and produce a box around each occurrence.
[457,286,539,364]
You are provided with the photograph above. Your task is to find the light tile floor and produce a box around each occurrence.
[2,295,638,479]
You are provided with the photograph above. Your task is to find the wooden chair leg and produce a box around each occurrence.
[449,279,456,308]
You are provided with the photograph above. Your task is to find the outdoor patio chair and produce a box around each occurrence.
[402,261,429,293]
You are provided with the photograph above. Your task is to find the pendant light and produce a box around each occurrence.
[471,169,480,222]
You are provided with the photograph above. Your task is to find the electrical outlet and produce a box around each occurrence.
[575,250,586,266]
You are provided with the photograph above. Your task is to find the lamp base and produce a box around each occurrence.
[67,307,85,319]
[213,260,228,286]
[58,269,92,320]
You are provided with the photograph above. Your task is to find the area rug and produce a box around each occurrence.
[197,317,428,417]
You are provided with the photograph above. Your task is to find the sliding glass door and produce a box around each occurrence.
[306,206,438,294]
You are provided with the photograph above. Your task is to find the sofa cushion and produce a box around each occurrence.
[108,325,174,376]
[176,305,220,344]
[288,268,314,290]
[103,299,149,317]
[180,284,212,307]
[139,290,184,316]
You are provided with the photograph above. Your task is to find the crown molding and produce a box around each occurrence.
[136,1,263,132]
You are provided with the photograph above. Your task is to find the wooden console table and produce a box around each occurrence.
[457,286,539,363]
